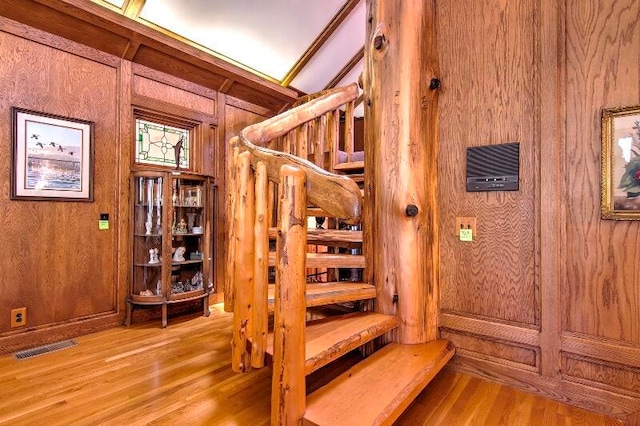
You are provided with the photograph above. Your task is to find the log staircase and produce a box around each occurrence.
[227,83,454,425]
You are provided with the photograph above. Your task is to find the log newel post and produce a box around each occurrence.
[271,165,307,426]
[364,0,439,344]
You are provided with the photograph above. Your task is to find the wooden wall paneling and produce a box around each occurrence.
[437,0,537,325]
[562,333,640,368]
[0,0,132,57]
[226,82,290,113]
[563,0,640,342]
[537,0,563,378]
[439,313,539,347]
[0,15,122,68]
[225,96,274,118]
[437,0,640,416]
[440,329,538,368]
[562,354,640,396]
[628,411,640,426]
[131,45,227,91]
[0,30,120,345]
[132,76,216,117]
[213,91,227,295]
[116,60,133,321]
[222,100,271,304]
[131,63,218,101]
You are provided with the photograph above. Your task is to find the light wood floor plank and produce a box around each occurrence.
[0,302,623,425]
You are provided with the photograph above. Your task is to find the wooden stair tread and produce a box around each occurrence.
[307,207,333,217]
[304,340,455,426]
[268,252,365,268]
[307,206,364,217]
[347,173,364,183]
[264,312,398,375]
[333,160,364,171]
[269,228,362,245]
[268,282,375,308]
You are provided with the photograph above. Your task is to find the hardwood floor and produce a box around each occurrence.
[0,302,622,425]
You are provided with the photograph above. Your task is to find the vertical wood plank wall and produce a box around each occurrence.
[222,101,273,300]
[0,17,248,354]
[437,0,640,419]
[0,26,122,352]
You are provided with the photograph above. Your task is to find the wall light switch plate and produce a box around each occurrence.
[460,229,473,242]
[455,217,477,237]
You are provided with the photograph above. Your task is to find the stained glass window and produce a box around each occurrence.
[135,119,190,168]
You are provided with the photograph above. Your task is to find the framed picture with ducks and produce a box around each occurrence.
[11,108,94,201]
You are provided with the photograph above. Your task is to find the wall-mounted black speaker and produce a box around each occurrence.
[466,142,519,191]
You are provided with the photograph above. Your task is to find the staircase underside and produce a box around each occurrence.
[303,340,455,426]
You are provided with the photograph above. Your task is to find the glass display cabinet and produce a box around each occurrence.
[125,170,212,327]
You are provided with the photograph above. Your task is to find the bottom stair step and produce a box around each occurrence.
[303,340,455,426]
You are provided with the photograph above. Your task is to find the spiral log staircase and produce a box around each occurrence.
[227,82,454,425]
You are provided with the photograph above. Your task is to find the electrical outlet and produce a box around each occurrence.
[455,217,477,237]
[11,307,27,328]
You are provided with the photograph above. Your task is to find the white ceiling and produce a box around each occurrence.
[96,0,365,102]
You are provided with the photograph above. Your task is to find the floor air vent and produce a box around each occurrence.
[13,339,77,360]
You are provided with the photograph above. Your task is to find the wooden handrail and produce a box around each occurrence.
[239,83,362,224]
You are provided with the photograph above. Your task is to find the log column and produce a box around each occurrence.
[364,0,439,343]
[272,165,307,425]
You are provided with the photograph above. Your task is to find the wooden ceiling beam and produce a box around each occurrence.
[123,0,145,19]
[324,46,363,90]
[218,79,235,94]
[281,0,361,87]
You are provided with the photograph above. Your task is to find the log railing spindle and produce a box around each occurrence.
[251,161,269,368]
[231,151,255,373]
[344,101,355,163]
[224,143,240,312]
[313,116,326,168]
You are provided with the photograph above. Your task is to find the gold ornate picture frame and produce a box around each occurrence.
[601,105,640,219]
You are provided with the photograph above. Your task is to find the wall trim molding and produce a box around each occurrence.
[0,313,123,355]
[439,313,540,346]
[562,332,640,368]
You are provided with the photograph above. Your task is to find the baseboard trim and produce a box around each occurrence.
[0,312,123,355]
[448,352,640,420]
